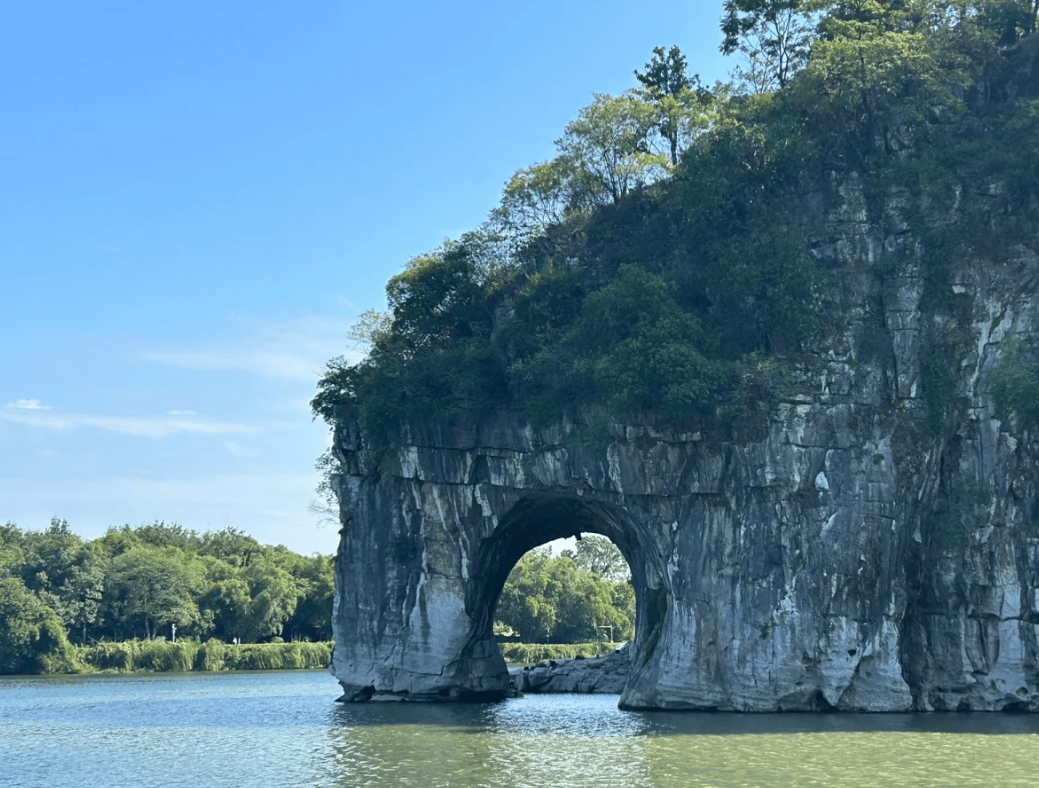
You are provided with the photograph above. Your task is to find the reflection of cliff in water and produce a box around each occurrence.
[326,696,652,788]
[323,694,1039,788]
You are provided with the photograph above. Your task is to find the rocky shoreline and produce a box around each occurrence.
[509,645,630,695]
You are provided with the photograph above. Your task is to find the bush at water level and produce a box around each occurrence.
[499,642,620,665]
[220,641,332,671]
[82,640,200,672]
[79,639,332,673]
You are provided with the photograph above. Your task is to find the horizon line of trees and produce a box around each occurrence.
[0,519,334,674]
[1,519,641,673]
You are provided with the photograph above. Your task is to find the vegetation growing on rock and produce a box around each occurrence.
[314,1,1039,449]
[322,0,1039,710]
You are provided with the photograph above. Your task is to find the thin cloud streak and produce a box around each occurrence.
[0,409,257,438]
[142,349,319,380]
[5,399,50,410]
[143,314,364,381]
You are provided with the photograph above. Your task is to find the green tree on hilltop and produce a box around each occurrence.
[635,45,716,165]
[558,92,669,203]
[493,91,671,248]
[721,0,815,91]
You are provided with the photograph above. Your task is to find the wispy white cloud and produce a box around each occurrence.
[224,441,255,458]
[143,349,319,380]
[5,399,50,410]
[332,294,361,312]
[143,314,364,381]
[0,408,256,438]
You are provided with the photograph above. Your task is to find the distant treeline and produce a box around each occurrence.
[1,519,638,675]
[0,519,333,675]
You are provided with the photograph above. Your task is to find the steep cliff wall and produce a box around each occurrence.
[328,169,1039,710]
[326,58,1039,709]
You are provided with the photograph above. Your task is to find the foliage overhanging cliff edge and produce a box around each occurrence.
[313,0,1039,448]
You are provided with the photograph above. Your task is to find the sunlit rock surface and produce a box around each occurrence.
[329,171,1039,712]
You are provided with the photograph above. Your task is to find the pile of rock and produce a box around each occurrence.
[509,644,630,694]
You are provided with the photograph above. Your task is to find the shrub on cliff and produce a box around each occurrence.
[989,342,1039,425]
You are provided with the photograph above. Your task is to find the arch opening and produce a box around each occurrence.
[494,536,634,648]
[460,493,670,700]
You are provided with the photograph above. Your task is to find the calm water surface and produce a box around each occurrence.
[2,670,1039,787]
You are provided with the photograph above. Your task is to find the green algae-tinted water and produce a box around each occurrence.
[2,670,1038,787]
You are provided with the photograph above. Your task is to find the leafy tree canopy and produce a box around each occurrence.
[0,520,335,670]
[561,535,631,583]
[315,3,1039,456]
[495,547,635,643]
[635,46,717,165]
[721,0,815,91]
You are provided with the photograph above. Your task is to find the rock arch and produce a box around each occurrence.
[328,179,1039,712]
[328,418,677,705]
[330,241,1039,714]
[464,494,668,703]
[328,409,921,710]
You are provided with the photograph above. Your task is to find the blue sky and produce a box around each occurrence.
[1,1,732,555]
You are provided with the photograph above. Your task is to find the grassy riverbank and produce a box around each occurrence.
[18,638,620,676]
[499,642,621,665]
[79,640,619,674]
[48,639,334,674]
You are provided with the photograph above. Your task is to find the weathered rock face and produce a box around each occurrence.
[329,174,1039,711]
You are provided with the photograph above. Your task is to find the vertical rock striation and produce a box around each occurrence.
[329,174,1039,711]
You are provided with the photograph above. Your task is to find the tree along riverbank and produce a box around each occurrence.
[1,520,336,675]
[3,519,637,675]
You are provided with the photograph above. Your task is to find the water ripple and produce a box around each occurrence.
[4,673,1039,788]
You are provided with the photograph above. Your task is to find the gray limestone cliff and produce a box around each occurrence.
[327,111,1039,713]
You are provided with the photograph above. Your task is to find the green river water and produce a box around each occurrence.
[2,670,1037,787]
